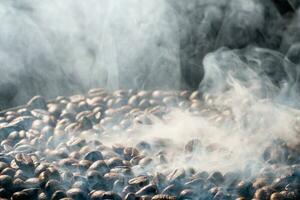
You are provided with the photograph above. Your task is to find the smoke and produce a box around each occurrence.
[85,46,300,178]
[0,0,299,108]
[0,0,181,107]
[1,0,299,196]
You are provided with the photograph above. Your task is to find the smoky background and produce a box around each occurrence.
[0,0,299,108]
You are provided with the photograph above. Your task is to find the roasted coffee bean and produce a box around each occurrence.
[184,178,205,189]
[27,96,47,110]
[136,141,151,151]
[136,184,158,196]
[84,151,104,162]
[0,188,8,198]
[152,194,176,200]
[129,176,150,188]
[11,191,31,200]
[99,191,122,200]
[45,180,62,195]
[139,157,153,168]
[87,170,104,184]
[89,160,109,175]
[189,91,201,100]
[0,175,12,189]
[178,189,197,200]
[167,169,185,184]
[139,195,152,200]
[124,193,136,200]
[123,147,139,161]
[106,157,124,168]
[66,188,88,200]
[161,184,182,196]
[51,190,67,200]
[1,168,15,177]
[14,153,35,172]
[24,178,40,188]
[22,188,39,199]
[208,172,224,185]
[236,181,254,198]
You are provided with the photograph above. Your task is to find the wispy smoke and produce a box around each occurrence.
[1,1,300,196]
[0,0,299,108]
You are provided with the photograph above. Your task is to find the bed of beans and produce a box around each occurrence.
[0,88,298,200]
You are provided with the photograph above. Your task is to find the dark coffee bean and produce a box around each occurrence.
[122,185,137,195]
[130,155,144,166]
[11,191,30,200]
[66,188,88,200]
[0,175,12,189]
[124,193,136,200]
[38,171,50,187]
[252,178,267,190]
[136,141,151,151]
[179,189,197,200]
[139,195,152,200]
[1,168,15,177]
[78,160,92,173]
[128,176,149,188]
[161,184,182,196]
[87,170,104,185]
[12,178,25,191]
[106,157,124,168]
[24,178,40,189]
[113,179,125,194]
[152,194,176,200]
[213,191,230,200]
[84,151,104,162]
[100,191,122,200]
[208,172,224,185]
[22,188,39,199]
[89,160,109,175]
[45,180,61,195]
[254,186,274,200]
[184,178,205,189]
[34,163,49,176]
[128,96,139,107]
[270,192,284,200]
[0,187,9,198]
[14,153,34,173]
[167,169,185,184]
[189,91,201,100]
[0,162,8,172]
[139,99,151,109]
[272,175,297,191]
[136,184,158,196]
[51,190,67,200]
[27,96,47,110]
[90,190,105,200]
[236,181,254,198]
[72,181,89,194]
[78,116,93,131]
[58,158,77,170]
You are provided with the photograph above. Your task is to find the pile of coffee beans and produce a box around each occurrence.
[0,89,298,200]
